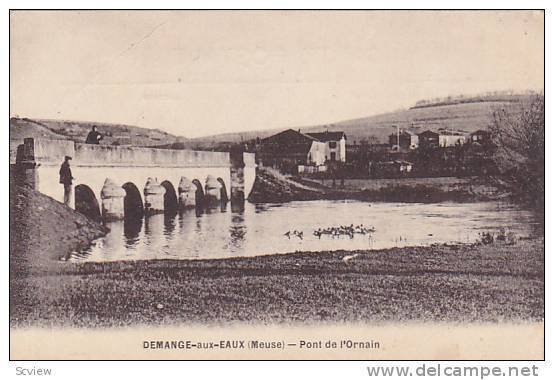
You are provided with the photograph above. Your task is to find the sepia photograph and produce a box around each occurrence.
[8,9,545,361]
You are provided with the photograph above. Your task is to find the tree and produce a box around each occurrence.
[489,94,544,209]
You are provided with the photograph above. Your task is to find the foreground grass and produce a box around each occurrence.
[10,238,544,328]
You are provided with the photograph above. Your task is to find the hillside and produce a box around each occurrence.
[325,100,518,144]
[187,96,528,147]
[10,93,532,152]
[9,117,186,147]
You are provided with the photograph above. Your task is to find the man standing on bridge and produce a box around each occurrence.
[59,156,74,206]
[85,125,103,144]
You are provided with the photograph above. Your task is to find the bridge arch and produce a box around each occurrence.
[122,182,144,219]
[160,180,178,214]
[75,184,101,221]
[217,177,229,203]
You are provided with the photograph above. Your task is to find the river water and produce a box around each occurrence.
[71,200,540,262]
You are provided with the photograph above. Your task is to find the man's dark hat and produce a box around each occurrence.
[65,156,72,160]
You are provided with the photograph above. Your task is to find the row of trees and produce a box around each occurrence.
[489,94,544,209]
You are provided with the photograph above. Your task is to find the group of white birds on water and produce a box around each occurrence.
[313,224,376,238]
[284,224,376,240]
[283,224,377,265]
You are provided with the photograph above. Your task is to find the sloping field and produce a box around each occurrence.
[189,99,523,146]
[9,117,186,147]
[9,118,69,141]
[328,100,516,143]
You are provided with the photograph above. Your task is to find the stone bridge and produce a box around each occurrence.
[13,138,256,220]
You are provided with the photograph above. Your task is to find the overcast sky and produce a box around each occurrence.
[10,11,544,138]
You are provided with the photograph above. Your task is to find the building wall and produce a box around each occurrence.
[410,135,419,149]
[308,141,327,166]
[322,137,346,162]
[419,134,439,149]
[439,134,467,147]
[339,137,346,161]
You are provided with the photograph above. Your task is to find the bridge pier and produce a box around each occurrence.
[177,177,196,209]
[229,146,246,212]
[12,139,40,190]
[204,175,221,207]
[144,178,166,215]
[101,178,126,220]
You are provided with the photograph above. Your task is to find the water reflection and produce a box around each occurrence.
[123,217,142,249]
[229,213,246,251]
[164,213,176,236]
[75,200,540,262]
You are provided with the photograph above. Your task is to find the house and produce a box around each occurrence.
[437,128,469,147]
[305,131,347,162]
[258,129,326,173]
[470,130,491,145]
[417,130,440,149]
[389,129,419,150]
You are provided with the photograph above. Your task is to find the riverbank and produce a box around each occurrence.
[10,237,543,328]
[9,181,108,274]
[248,168,504,203]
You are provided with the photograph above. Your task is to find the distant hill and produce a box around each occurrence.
[10,92,535,153]
[187,93,531,148]
[320,100,520,144]
[9,117,187,147]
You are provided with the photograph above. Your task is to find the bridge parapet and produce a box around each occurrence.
[74,143,231,167]
[21,138,75,165]
[19,138,232,168]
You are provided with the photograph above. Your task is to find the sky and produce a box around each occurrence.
[10,11,544,138]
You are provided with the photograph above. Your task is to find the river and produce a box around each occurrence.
[70,200,540,262]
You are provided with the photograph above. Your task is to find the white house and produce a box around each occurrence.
[306,140,327,166]
[438,129,469,147]
[306,131,347,162]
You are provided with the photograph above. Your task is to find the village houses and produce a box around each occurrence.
[258,129,346,174]
[388,128,419,151]
[257,124,491,177]
[436,128,469,147]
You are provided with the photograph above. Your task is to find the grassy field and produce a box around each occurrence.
[333,177,472,191]
[337,177,501,197]
[251,169,502,204]
[10,238,544,328]
[9,117,186,148]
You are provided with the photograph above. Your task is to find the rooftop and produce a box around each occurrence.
[305,131,346,142]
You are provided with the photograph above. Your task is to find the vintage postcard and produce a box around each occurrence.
[9,10,544,360]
